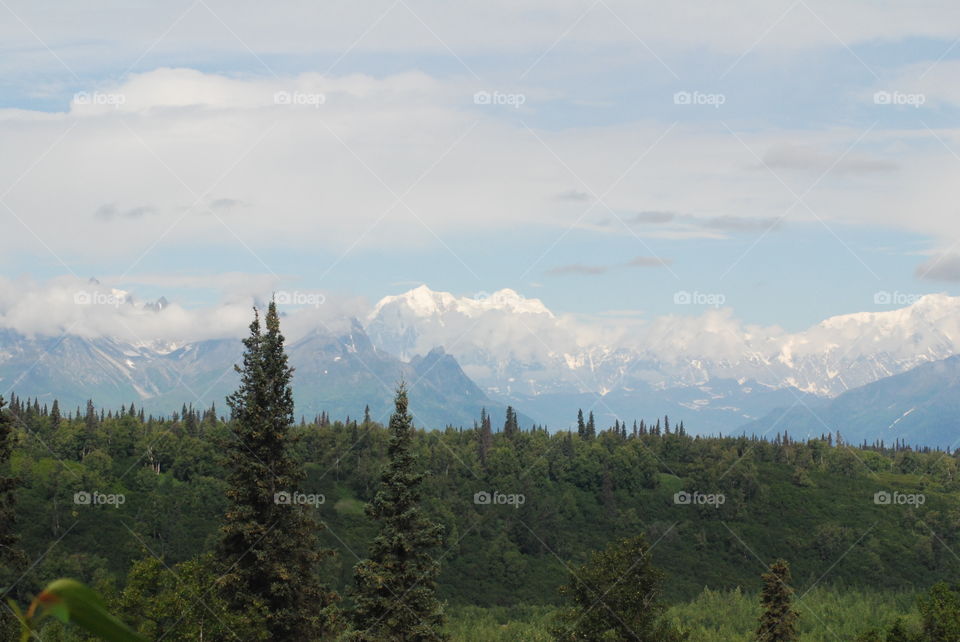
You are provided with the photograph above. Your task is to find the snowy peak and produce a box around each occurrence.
[365,285,960,400]
[816,293,960,331]
[371,285,458,318]
[370,285,553,320]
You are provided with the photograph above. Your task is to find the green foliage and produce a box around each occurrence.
[351,384,447,641]
[553,534,685,641]
[667,586,921,641]
[0,393,23,639]
[118,553,268,640]
[918,581,960,641]
[445,604,554,641]
[10,577,144,642]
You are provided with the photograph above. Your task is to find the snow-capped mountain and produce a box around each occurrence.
[366,285,582,396]
[366,286,960,401]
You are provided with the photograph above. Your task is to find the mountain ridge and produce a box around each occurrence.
[0,320,522,430]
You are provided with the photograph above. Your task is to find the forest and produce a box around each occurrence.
[2,304,960,640]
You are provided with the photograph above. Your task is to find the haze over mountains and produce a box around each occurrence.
[3,283,960,444]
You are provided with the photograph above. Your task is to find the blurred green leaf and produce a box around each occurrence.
[36,579,146,642]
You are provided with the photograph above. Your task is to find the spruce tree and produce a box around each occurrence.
[504,405,519,437]
[217,302,339,640]
[577,409,586,438]
[50,398,61,428]
[586,411,596,439]
[81,399,97,458]
[756,559,799,642]
[477,408,493,466]
[352,384,447,641]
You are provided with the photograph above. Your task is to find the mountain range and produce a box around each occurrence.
[0,320,514,430]
[365,286,960,442]
[3,285,960,445]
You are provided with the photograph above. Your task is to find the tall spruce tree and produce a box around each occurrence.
[577,409,586,438]
[217,302,339,640]
[756,559,799,642]
[351,384,447,641]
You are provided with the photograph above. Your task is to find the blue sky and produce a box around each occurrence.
[2,1,960,333]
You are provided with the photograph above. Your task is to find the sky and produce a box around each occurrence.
[3,1,960,337]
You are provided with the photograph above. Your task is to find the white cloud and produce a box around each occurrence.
[0,275,366,343]
[3,67,957,269]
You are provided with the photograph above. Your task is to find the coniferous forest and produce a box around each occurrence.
[3,303,960,640]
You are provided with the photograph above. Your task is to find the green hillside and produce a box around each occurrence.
[5,396,959,615]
